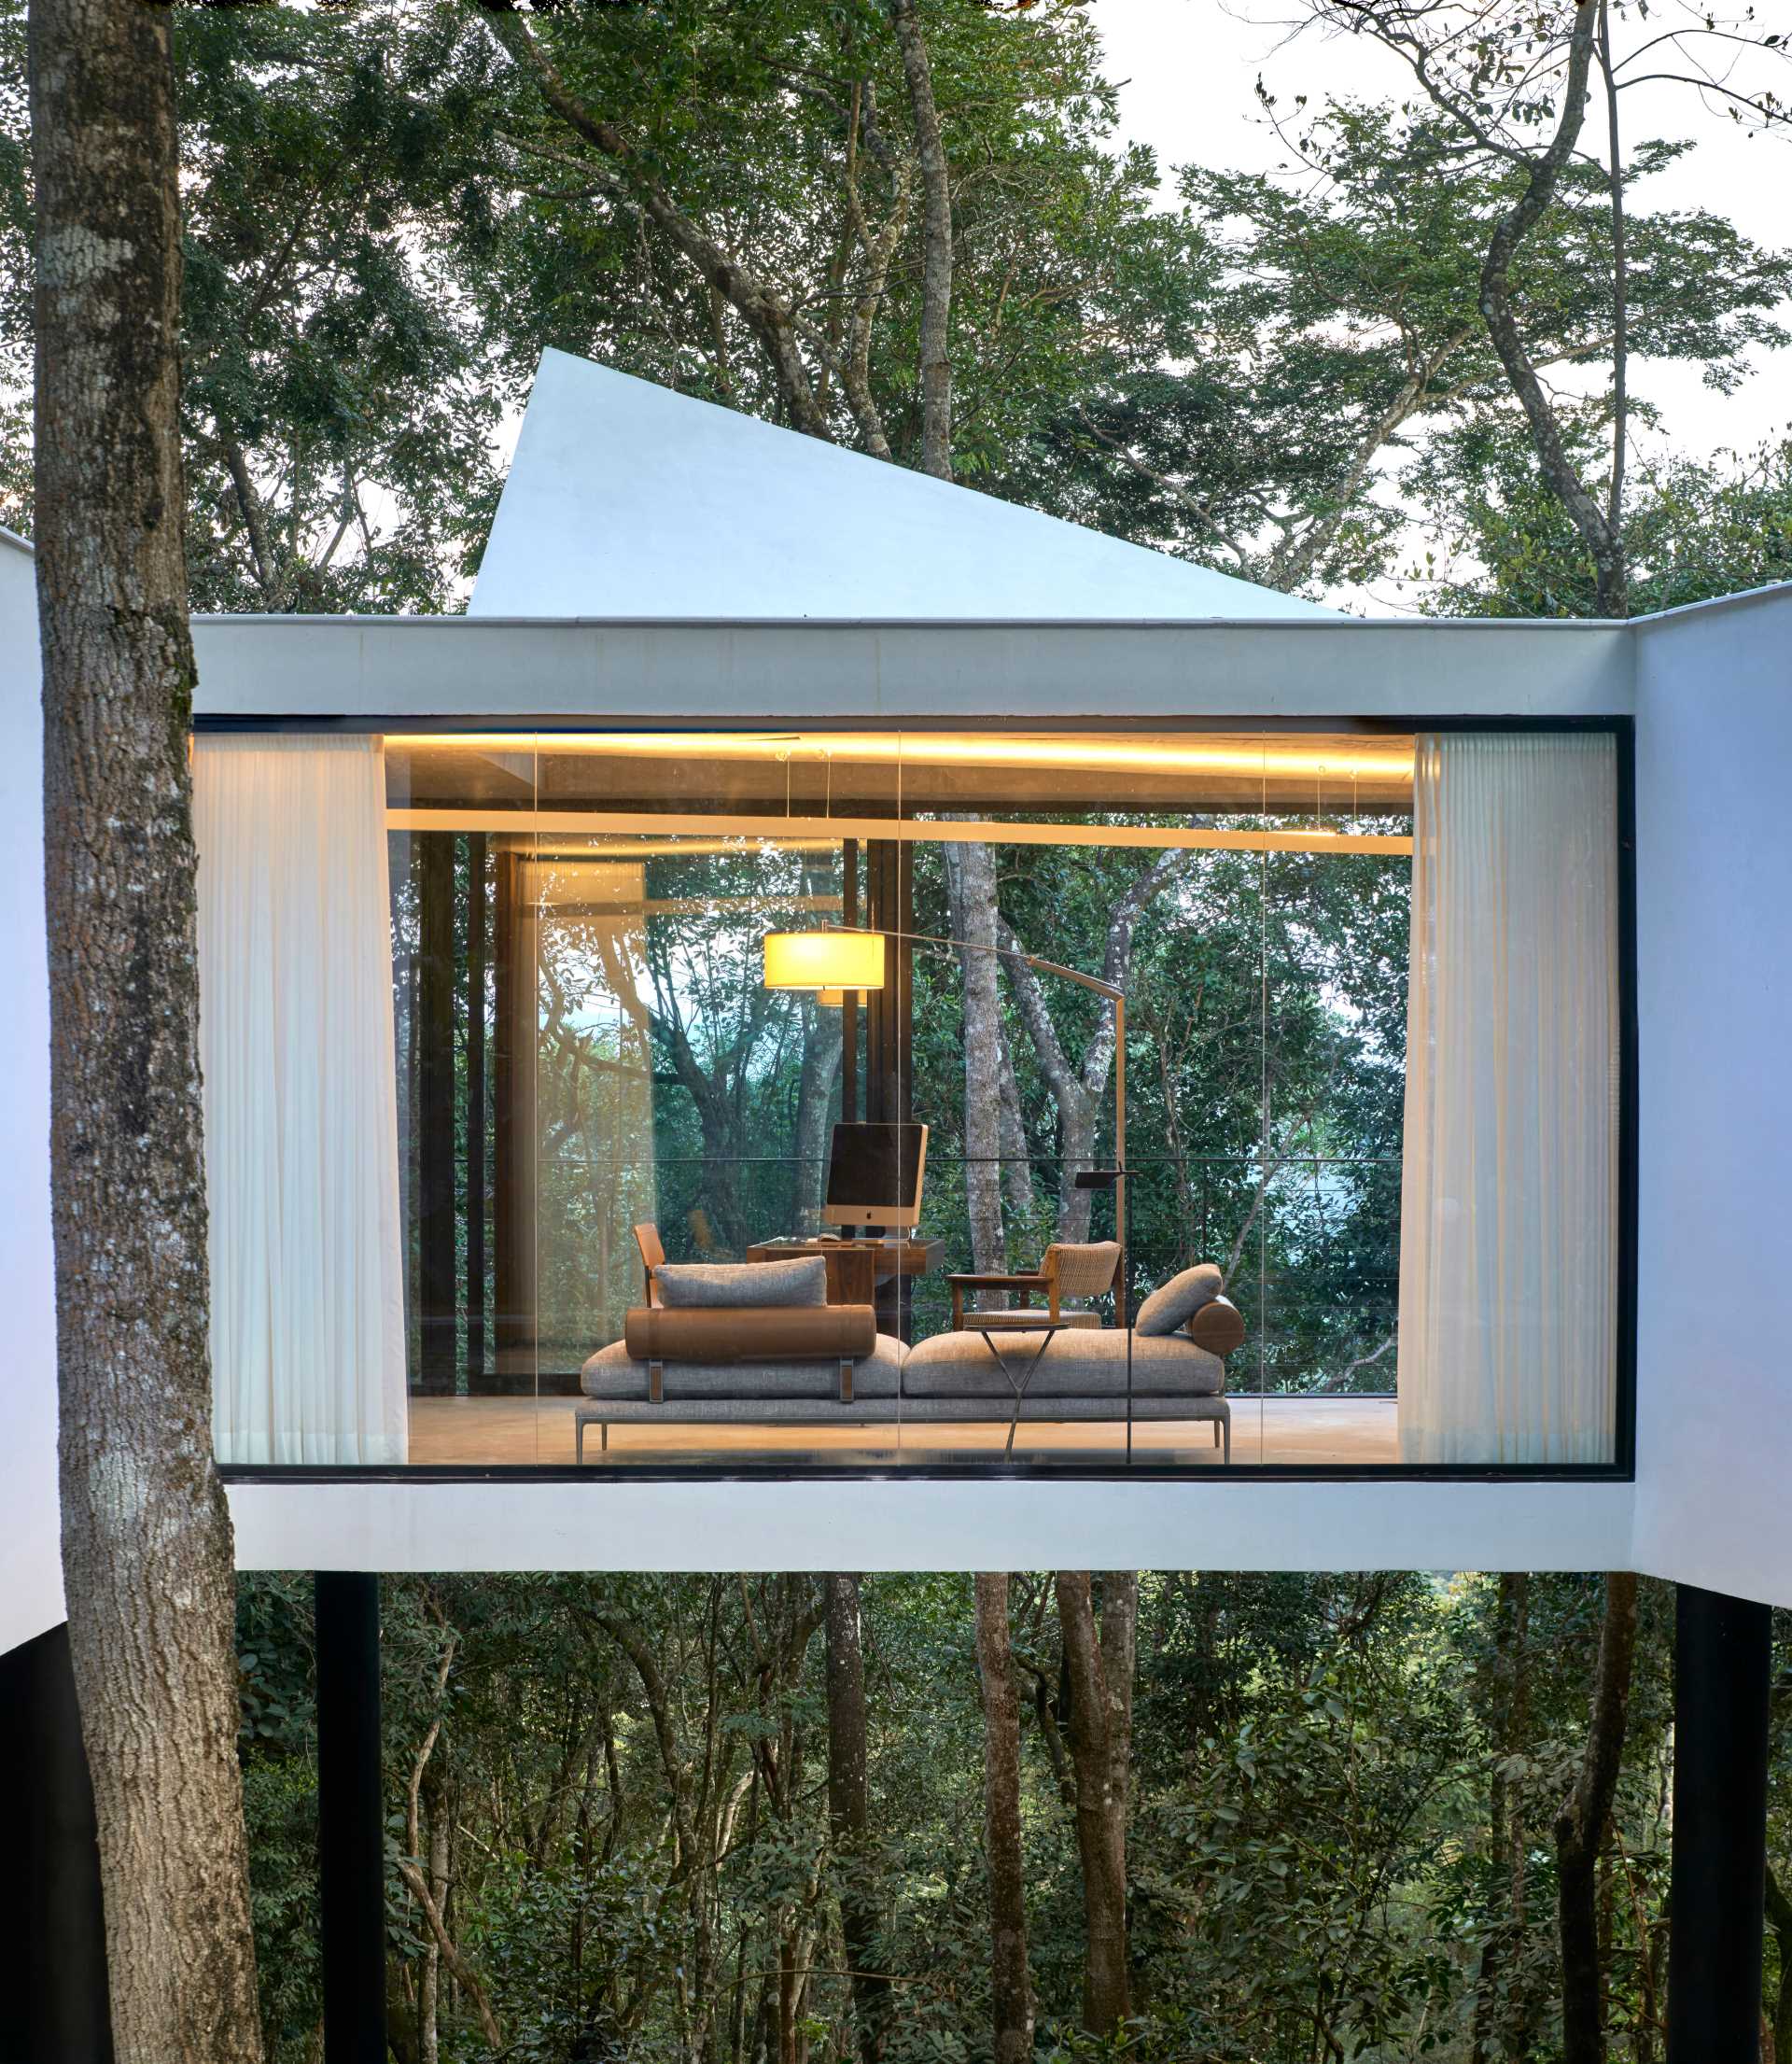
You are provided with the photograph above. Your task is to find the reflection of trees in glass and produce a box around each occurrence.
[531,859,659,1366]
[558,844,844,1266]
[912,826,1409,1387]
[396,823,1406,1383]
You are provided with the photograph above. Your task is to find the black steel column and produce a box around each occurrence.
[315,1574,385,2064]
[1666,1582,1771,2064]
[0,1624,114,2064]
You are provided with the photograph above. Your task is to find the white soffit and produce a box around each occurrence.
[469,348,1337,622]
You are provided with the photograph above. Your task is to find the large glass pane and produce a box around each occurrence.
[385,737,532,1461]
[351,722,1629,1476]
[894,729,1417,1468]
[525,732,904,1468]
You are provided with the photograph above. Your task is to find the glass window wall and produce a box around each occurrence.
[203,722,1622,1474]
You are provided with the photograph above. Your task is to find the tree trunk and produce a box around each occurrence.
[998,848,1191,1242]
[1472,1572,1532,2064]
[996,1018,1034,1220]
[420,1782,449,2064]
[793,1000,843,1226]
[1477,0,1629,615]
[945,839,1006,1278]
[1556,1572,1640,2064]
[887,0,953,478]
[826,1575,888,2064]
[1056,1572,1137,2035]
[28,3,265,2060]
[1597,0,1630,542]
[973,1574,1033,2064]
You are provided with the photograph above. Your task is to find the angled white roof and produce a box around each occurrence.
[469,348,1333,621]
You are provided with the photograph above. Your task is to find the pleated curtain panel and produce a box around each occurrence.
[195,735,408,1465]
[1397,732,1620,1465]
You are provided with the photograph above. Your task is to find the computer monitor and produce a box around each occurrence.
[822,1121,929,1232]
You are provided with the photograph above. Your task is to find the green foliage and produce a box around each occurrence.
[4,0,1786,612]
[234,1571,1786,2064]
[1411,421,1792,616]
[0,0,501,602]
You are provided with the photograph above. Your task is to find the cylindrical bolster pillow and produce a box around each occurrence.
[625,1304,876,1364]
[1186,1295,1245,1357]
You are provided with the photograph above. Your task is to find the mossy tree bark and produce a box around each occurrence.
[973,1573,1033,2064]
[28,0,264,2058]
[1057,1571,1138,2035]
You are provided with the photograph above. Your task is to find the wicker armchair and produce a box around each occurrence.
[947,1240,1121,1330]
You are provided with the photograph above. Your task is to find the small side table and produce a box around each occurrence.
[970,1322,1079,1457]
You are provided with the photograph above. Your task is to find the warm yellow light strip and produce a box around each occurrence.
[383,730,1414,784]
[519,836,842,859]
[388,807,1412,856]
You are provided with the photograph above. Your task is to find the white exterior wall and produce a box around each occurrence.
[0,534,63,1651]
[14,573,1792,1607]
[203,603,1645,1583]
[189,612,1633,725]
[1631,586,1792,1607]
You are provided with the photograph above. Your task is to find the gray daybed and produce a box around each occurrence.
[574,1257,1243,1462]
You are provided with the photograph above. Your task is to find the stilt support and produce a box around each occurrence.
[1666,1581,1771,2064]
[316,1572,386,2064]
[0,1623,114,2064]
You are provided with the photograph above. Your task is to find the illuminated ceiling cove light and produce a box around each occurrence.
[386,731,1413,785]
[763,930,887,991]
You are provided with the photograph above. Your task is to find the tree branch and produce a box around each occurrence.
[475,0,833,438]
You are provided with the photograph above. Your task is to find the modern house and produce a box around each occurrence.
[1,346,1787,2057]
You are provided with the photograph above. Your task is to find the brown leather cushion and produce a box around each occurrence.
[1187,1295,1245,1356]
[624,1304,876,1364]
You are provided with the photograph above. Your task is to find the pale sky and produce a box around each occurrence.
[1092,0,1792,472]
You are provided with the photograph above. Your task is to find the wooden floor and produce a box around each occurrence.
[407,1395,1401,1467]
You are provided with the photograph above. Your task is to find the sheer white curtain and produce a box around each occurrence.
[196,736,407,1465]
[1397,732,1619,1464]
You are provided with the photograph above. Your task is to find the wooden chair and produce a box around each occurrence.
[947,1240,1121,1330]
[634,1222,666,1307]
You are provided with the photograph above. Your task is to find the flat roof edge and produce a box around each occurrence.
[1628,579,1792,627]
[192,610,1629,632]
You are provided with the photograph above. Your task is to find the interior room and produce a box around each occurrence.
[190,722,1625,1474]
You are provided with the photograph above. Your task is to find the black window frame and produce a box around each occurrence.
[202,709,1637,1488]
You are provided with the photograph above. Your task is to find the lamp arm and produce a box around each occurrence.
[876,925,1122,1003]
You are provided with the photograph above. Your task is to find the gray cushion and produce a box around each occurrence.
[582,1333,903,1403]
[901,1327,1224,1400]
[653,1257,827,1308]
[1134,1263,1225,1338]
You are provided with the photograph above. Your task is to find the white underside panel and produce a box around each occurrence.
[228,1477,1638,1580]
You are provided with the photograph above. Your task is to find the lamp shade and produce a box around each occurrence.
[763,929,887,991]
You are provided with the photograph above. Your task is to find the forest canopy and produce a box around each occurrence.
[1,0,1789,612]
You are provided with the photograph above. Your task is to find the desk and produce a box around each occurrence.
[747,1237,945,1340]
